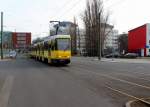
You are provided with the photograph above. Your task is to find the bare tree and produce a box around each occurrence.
[68,17,77,55]
[82,0,113,57]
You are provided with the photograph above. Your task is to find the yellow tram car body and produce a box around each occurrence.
[30,35,71,64]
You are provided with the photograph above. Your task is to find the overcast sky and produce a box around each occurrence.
[1,0,150,40]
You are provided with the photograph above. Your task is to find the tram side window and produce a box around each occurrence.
[38,45,41,53]
[48,44,51,51]
[42,45,44,53]
[51,41,56,50]
[55,40,57,50]
[46,42,48,50]
[36,47,37,53]
[51,43,54,50]
[44,42,48,50]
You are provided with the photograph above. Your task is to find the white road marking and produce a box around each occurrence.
[98,73,150,90]
[0,76,14,107]
[110,72,150,83]
[64,66,150,90]
[106,85,150,105]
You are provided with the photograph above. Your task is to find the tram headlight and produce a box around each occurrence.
[58,56,62,58]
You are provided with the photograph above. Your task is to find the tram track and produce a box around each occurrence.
[60,64,150,91]
[59,63,150,106]
[105,85,150,106]
[107,72,150,87]
[70,61,150,89]
[62,63,150,89]
[72,59,150,77]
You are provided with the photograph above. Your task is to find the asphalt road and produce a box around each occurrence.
[0,55,150,107]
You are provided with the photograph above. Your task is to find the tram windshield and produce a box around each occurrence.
[57,39,70,51]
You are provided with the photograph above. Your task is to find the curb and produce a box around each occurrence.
[125,100,135,107]
[0,58,12,62]
[125,99,149,107]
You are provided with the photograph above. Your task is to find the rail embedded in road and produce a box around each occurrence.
[106,85,150,107]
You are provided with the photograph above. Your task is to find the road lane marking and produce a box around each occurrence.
[0,76,14,107]
[62,64,150,105]
[110,72,150,83]
[71,66,150,90]
[106,85,150,105]
[74,67,150,90]
[62,66,150,90]
[97,73,150,90]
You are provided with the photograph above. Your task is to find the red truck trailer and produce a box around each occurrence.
[128,23,150,57]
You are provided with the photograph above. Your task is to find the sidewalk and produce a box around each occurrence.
[101,58,150,63]
[0,59,11,61]
[73,56,150,64]
[0,56,12,61]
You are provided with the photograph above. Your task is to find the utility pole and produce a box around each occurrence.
[77,25,80,55]
[98,12,102,60]
[1,12,3,59]
[74,21,77,55]
[73,17,77,55]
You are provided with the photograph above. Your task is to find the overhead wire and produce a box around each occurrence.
[52,0,84,20]
[51,0,125,21]
[105,0,128,9]
[60,0,85,19]
[55,0,126,20]
[61,0,111,19]
[56,0,74,11]
[50,0,80,20]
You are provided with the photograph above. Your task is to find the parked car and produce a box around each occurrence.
[105,53,120,58]
[122,53,138,58]
[9,51,17,58]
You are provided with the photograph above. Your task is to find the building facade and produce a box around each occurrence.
[76,29,86,55]
[0,32,13,56]
[104,29,119,49]
[12,32,31,50]
[0,31,31,57]
[128,23,150,56]
[2,32,13,49]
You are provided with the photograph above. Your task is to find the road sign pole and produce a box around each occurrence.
[1,12,3,59]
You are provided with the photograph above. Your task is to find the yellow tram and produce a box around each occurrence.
[30,35,71,64]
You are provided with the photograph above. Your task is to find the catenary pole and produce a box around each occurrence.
[98,12,101,60]
[1,12,3,59]
[78,25,80,55]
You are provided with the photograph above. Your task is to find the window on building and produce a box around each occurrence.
[17,36,26,41]
[17,33,26,37]
[17,41,26,44]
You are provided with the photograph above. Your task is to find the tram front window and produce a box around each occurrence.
[57,39,70,51]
